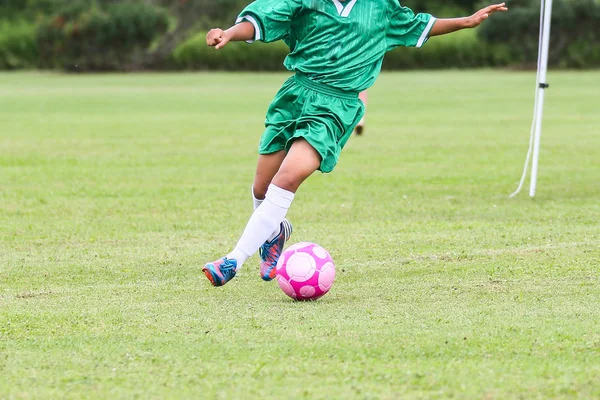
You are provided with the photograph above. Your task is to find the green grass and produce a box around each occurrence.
[1,71,599,399]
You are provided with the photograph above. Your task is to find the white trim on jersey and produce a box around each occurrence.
[236,15,261,43]
[341,0,358,17]
[332,0,344,15]
[416,17,436,48]
[332,0,358,17]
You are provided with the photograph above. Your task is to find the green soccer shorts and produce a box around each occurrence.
[258,73,365,173]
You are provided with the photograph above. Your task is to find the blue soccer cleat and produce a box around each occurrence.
[259,219,292,281]
[202,257,238,287]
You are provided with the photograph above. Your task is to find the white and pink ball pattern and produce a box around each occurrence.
[276,242,335,301]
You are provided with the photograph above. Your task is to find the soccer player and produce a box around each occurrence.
[203,0,508,286]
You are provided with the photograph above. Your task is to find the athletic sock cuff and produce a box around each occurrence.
[266,184,295,208]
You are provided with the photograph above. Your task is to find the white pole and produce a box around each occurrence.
[509,0,553,198]
[529,0,553,197]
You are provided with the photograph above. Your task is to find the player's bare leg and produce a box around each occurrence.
[203,139,320,286]
[252,151,286,200]
[354,90,368,135]
[271,138,320,193]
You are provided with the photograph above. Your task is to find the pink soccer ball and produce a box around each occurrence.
[276,242,336,301]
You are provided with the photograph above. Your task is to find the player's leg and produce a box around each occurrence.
[252,150,293,281]
[250,75,300,207]
[251,151,294,281]
[202,77,303,286]
[203,139,320,286]
[269,139,320,191]
[231,138,319,264]
[354,90,368,135]
[252,151,286,203]
[202,151,286,288]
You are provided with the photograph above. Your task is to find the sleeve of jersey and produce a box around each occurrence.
[386,6,436,51]
[235,0,299,44]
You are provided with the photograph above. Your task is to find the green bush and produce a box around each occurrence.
[0,21,38,70]
[563,41,600,69]
[37,2,169,71]
[171,33,288,71]
[0,0,67,22]
[478,0,600,68]
[384,29,516,70]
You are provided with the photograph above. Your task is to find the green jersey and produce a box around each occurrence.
[237,0,435,92]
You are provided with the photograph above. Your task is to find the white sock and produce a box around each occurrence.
[252,185,280,242]
[227,184,295,269]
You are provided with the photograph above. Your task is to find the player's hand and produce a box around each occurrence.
[206,28,231,49]
[466,3,508,28]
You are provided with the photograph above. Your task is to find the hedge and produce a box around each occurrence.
[36,2,169,71]
[171,34,288,71]
[0,21,38,70]
[479,0,600,68]
[383,29,516,70]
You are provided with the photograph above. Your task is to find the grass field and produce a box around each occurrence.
[1,71,599,399]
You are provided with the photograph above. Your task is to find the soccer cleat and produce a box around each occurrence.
[202,257,238,287]
[259,219,292,281]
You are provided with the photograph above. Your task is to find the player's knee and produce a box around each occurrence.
[271,171,302,193]
[252,182,268,200]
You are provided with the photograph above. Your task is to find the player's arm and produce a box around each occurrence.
[208,0,300,50]
[430,3,508,37]
[206,22,255,50]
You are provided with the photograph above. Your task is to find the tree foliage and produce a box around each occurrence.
[478,0,600,67]
[37,2,169,71]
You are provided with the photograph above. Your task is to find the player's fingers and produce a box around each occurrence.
[211,35,224,47]
[489,7,508,15]
[206,32,217,45]
[490,3,508,12]
[215,37,229,50]
[483,4,501,12]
